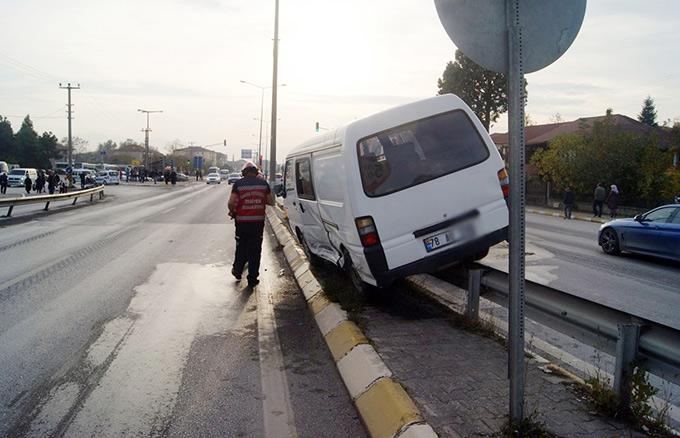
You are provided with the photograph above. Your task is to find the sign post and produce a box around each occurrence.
[434,0,586,424]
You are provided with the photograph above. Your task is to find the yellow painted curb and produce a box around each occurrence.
[355,377,423,438]
[325,320,368,362]
[309,293,332,315]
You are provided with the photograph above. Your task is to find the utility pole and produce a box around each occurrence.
[58,83,80,167]
[269,0,280,184]
[137,109,163,170]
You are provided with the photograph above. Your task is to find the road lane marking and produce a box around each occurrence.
[27,263,237,437]
[257,274,298,438]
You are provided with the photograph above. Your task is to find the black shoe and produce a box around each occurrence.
[231,268,242,281]
[247,279,260,288]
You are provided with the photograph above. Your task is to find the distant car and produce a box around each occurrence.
[219,169,230,180]
[598,204,680,262]
[227,173,242,184]
[206,173,221,184]
[95,170,120,185]
[175,172,189,182]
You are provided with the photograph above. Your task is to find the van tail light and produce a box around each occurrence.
[355,216,381,248]
[497,168,509,200]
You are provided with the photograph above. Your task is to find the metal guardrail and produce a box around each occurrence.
[0,185,105,217]
[454,265,680,408]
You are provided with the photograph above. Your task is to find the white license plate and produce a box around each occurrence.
[423,223,474,252]
[424,230,458,252]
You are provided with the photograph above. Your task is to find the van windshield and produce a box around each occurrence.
[357,110,490,197]
[9,169,26,176]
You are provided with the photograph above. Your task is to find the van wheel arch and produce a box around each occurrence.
[296,228,324,267]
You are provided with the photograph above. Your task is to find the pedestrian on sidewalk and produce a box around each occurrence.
[170,169,177,185]
[593,182,606,217]
[24,174,33,195]
[228,161,275,289]
[563,187,574,219]
[0,172,8,195]
[80,172,86,190]
[195,169,200,181]
[607,184,620,218]
[47,171,57,195]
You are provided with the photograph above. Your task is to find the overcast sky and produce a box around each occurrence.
[1,0,679,160]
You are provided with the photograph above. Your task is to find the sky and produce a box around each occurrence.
[1,0,679,161]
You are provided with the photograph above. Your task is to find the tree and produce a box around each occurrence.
[437,50,527,131]
[0,116,16,162]
[638,96,658,127]
[549,113,563,124]
[15,115,40,167]
[37,131,61,169]
[61,136,90,160]
[97,139,118,153]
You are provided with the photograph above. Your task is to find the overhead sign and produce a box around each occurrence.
[434,0,586,74]
[241,149,253,159]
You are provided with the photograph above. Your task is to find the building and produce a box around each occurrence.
[171,146,229,168]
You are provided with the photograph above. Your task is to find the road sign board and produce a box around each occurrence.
[434,0,586,74]
[241,149,253,159]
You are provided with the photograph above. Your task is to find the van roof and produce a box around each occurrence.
[286,94,468,158]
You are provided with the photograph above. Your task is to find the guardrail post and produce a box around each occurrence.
[613,323,641,413]
[44,201,50,211]
[99,191,104,199]
[466,268,481,320]
[90,193,94,202]
[72,197,78,206]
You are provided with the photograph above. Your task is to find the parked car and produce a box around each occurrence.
[227,173,242,184]
[206,173,221,184]
[175,172,189,182]
[95,170,120,185]
[598,204,680,262]
[282,94,509,291]
[8,168,38,187]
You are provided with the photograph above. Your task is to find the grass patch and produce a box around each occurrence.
[313,266,365,321]
[500,413,555,437]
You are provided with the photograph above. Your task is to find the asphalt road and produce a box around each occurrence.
[483,212,680,329]
[0,184,365,437]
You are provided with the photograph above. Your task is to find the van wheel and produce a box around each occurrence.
[298,231,324,267]
[473,248,489,261]
[342,249,374,294]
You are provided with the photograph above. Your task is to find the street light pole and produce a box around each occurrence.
[270,0,280,185]
[240,80,285,169]
[137,109,163,170]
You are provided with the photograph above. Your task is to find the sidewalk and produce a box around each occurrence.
[527,205,609,224]
[358,289,644,437]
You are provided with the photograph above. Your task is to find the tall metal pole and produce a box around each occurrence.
[59,83,80,167]
[269,0,280,184]
[506,0,526,424]
[144,112,150,169]
[258,89,265,168]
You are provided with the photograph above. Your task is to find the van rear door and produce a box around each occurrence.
[355,109,508,270]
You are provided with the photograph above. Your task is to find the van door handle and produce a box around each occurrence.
[299,203,305,213]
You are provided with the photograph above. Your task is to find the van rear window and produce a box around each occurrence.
[357,110,490,197]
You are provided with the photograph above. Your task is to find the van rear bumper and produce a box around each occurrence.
[365,226,507,287]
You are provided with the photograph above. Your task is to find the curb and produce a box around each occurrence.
[265,207,438,438]
[526,208,607,224]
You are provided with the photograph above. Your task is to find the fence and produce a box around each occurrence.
[0,185,105,217]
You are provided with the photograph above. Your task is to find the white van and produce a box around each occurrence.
[8,168,38,187]
[283,94,509,290]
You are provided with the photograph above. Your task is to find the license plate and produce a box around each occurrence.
[423,223,473,252]
[424,230,458,252]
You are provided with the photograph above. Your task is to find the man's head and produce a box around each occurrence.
[242,161,259,177]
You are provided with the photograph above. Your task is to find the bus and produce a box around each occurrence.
[75,162,97,171]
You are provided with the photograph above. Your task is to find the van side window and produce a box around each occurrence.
[295,158,315,200]
[284,159,295,192]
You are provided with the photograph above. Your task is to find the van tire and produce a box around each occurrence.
[342,249,374,294]
[298,231,324,267]
[473,248,489,261]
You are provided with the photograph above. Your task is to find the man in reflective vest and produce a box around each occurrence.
[228,161,275,288]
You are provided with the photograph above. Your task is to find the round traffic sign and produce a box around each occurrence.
[434,0,587,74]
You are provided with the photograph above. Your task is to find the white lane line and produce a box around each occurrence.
[257,274,298,438]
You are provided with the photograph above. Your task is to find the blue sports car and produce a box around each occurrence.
[598,204,680,262]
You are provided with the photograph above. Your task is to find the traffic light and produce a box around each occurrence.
[223,139,227,146]
[315,122,319,133]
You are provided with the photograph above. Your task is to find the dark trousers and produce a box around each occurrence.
[0,184,6,194]
[233,221,265,282]
[564,204,573,219]
[593,200,603,217]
